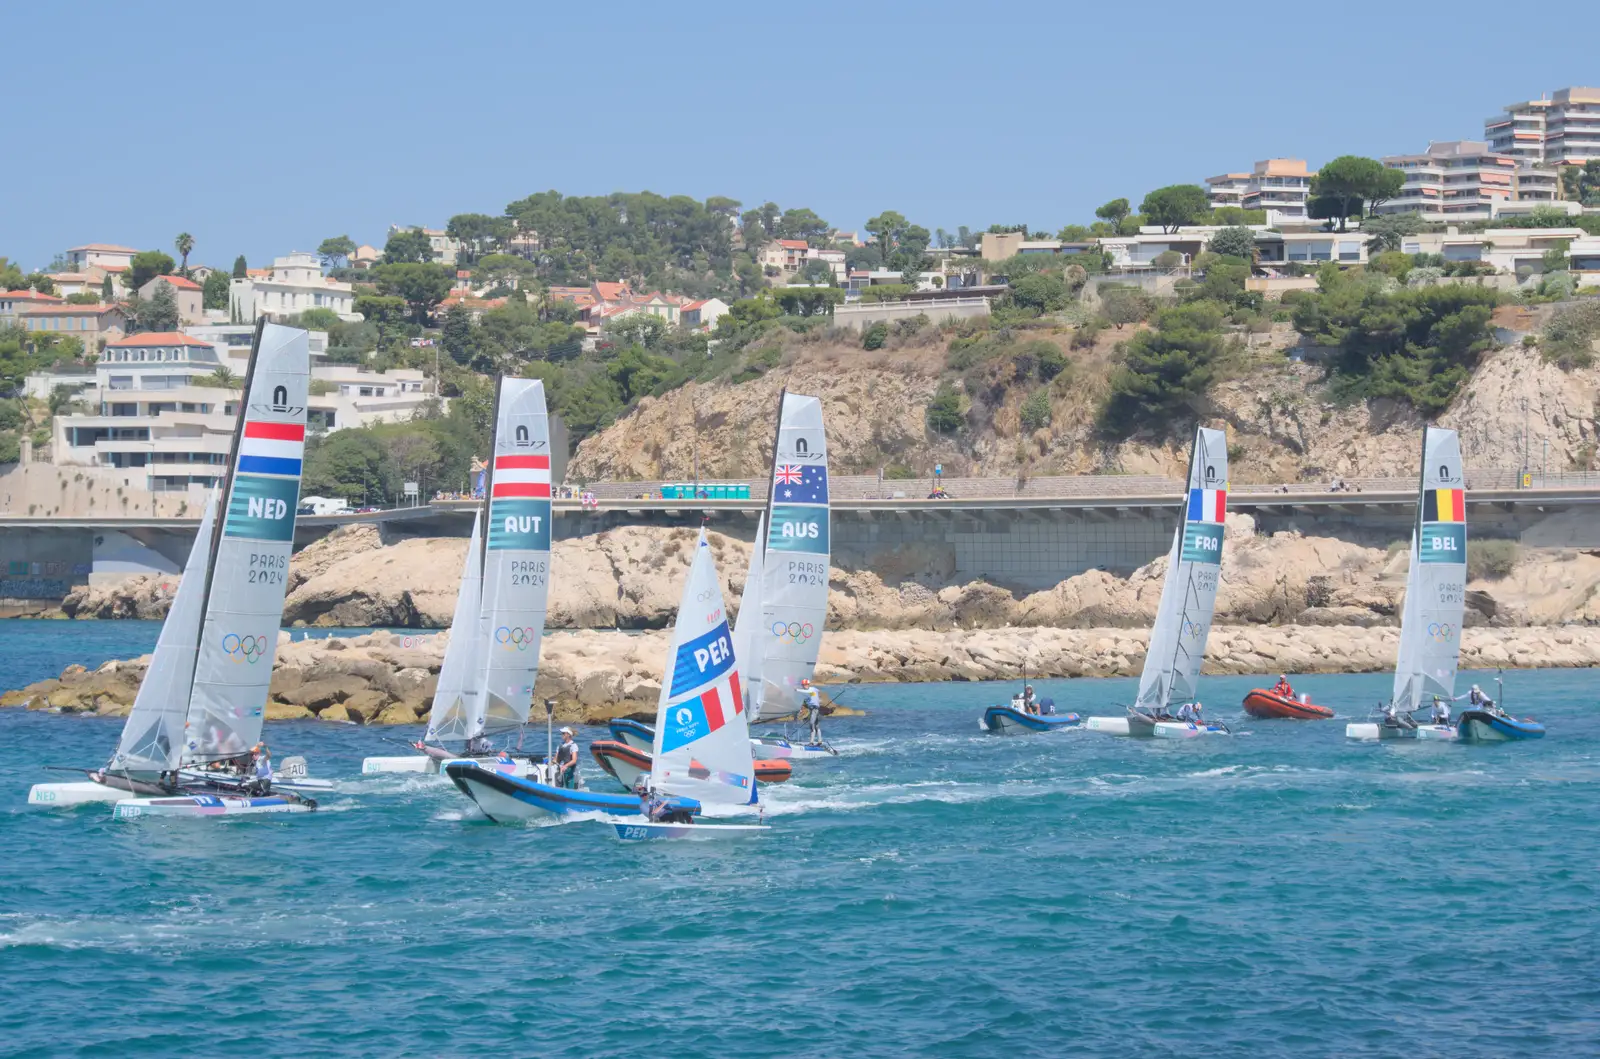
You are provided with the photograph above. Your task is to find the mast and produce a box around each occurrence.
[479,375,504,576]
[758,387,787,532]
[1161,425,1203,707]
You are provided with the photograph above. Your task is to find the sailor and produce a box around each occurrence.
[1272,674,1294,698]
[555,727,580,789]
[1176,701,1197,722]
[1022,685,1038,715]
[251,743,272,794]
[466,734,492,757]
[1431,696,1452,726]
[799,679,823,745]
[1191,702,1205,725]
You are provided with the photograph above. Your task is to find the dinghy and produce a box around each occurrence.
[737,391,836,760]
[451,528,764,835]
[1242,689,1334,720]
[1084,426,1231,739]
[363,379,554,777]
[982,699,1083,734]
[589,739,792,789]
[1348,427,1466,743]
[27,323,323,817]
[1457,709,1545,742]
[607,718,655,753]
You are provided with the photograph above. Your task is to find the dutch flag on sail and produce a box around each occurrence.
[492,454,551,498]
[237,421,304,477]
[1187,488,1226,523]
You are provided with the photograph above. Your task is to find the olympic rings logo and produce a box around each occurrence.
[401,636,420,649]
[1182,619,1205,641]
[221,633,269,664]
[771,620,814,644]
[1428,622,1456,643]
[495,626,538,650]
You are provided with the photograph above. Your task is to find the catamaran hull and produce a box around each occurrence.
[1084,714,1157,737]
[360,754,537,777]
[113,794,315,818]
[591,741,791,790]
[444,762,687,823]
[1346,723,1454,741]
[1151,721,1229,738]
[981,706,1083,734]
[749,737,837,759]
[1458,711,1545,741]
[28,774,328,807]
[612,820,770,841]
[607,719,656,754]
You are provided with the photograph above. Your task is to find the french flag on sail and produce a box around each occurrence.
[1187,488,1226,523]
[238,421,304,477]
[492,454,551,498]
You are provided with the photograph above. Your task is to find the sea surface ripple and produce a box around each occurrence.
[1,620,1596,1057]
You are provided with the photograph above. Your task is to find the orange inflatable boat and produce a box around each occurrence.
[590,739,792,790]
[1243,689,1334,720]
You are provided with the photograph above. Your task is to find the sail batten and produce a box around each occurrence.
[426,512,487,742]
[1392,427,1467,710]
[651,530,757,809]
[749,393,829,721]
[1135,427,1229,712]
[184,323,308,761]
[472,379,553,737]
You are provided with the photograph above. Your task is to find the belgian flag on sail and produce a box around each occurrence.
[1423,488,1465,523]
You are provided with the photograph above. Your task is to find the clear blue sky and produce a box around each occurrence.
[5,1,1599,271]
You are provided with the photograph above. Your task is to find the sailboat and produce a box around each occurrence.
[743,391,836,759]
[361,379,555,776]
[26,322,326,816]
[1084,426,1231,738]
[1348,427,1470,742]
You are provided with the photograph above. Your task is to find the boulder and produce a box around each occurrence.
[280,678,360,711]
[340,689,391,723]
[375,702,423,725]
[319,703,356,724]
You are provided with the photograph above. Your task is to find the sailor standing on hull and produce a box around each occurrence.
[799,679,823,745]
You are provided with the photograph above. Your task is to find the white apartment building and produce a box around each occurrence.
[63,243,137,271]
[1378,142,1519,220]
[1397,226,1588,277]
[1205,159,1316,222]
[229,252,359,322]
[1486,87,1600,166]
[48,326,435,494]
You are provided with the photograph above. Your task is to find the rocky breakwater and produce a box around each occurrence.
[8,624,1600,728]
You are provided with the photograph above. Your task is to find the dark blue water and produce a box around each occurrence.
[2,621,1597,1058]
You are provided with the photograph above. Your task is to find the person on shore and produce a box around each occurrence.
[1272,674,1295,699]
[799,679,823,744]
[555,727,580,788]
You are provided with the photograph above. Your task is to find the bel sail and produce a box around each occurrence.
[426,511,488,743]
[748,392,830,721]
[651,529,758,809]
[1135,426,1228,713]
[185,323,309,761]
[474,378,553,737]
[1393,426,1467,710]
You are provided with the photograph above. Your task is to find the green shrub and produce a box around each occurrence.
[1467,539,1519,581]
[926,382,963,434]
[1097,301,1226,439]
[883,464,917,479]
[1030,340,1067,380]
[1020,389,1052,430]
[1540,299,1600,370]
[862,322,889,350]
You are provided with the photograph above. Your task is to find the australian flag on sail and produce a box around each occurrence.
[1187,488,1226,524]
[773,464,827,504]
[237,421,304,477]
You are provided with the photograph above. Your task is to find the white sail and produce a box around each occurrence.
[732,515,766,717]
[753,392,830,722]
[1134,426,1229,712]
[185,323,309,761]
[650,529,758,809]
[473,378,553,737]
[1392,427,1467,710]
[110,495,216,775]
[426,512,487,742]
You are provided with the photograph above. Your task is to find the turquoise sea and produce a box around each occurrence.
[1,619,1596,1058]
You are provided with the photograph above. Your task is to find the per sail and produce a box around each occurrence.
[110,495,216,775]
[475,378,553,737]
[426,512,487,743]
[650,530,758,810]
[1134,426,1229,713]
[185,323,309,761]
[754,392,830,721]
[1392,427,1467,710]
[731,515,766,716]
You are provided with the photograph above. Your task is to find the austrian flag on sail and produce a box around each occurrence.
[492,454,551,498]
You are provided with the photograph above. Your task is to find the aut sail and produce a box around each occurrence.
[731,515,766,716]
[650,529,757,809]
[474,378,553,737]
[1393,427,1466,710]
[751,392,829,721]
[185,323,308,760]
[110,495,216,774]
[426,512,487,742]
[1134,426,1228,713]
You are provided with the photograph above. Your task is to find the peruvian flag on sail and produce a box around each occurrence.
[1187,488,1226,523]
[492,454,550,498]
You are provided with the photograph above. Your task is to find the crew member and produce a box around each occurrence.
[555,727,580,789]
[1272,673,1295,699]
[1022,685,1038,715]
[1431,696,1452,726]
[251,744,272,795]
[1464,684,1501,715]
[799,679,823,745]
